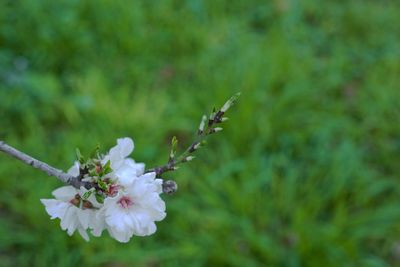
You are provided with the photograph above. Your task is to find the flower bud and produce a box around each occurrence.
[209,127,223,134]
[221,92,241,112]
[198,115,207,135]
[162,180,178,195]
[82,200,93,209]
[69,194,81,206]
[193,142,201,150]
[185,156,195,162]
[189,142,201,153]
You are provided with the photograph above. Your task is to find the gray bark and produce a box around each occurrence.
[0,141,84,188]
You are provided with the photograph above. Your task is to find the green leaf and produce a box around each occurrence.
[75,148,85,164]
[170,136,178,159]
[95,193,105,204]
[89,170,97,177]
[81,190,93,200]
[98,180,108,191]
[102,160,112,175]
[90,143,101,159]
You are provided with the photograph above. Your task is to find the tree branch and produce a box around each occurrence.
[0,140,86,188]
[146,93,241,177]
[0,140,176,194]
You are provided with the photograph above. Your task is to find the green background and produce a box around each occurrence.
[1,1,400,266]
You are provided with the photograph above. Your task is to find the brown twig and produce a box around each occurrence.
[145,92,240,177]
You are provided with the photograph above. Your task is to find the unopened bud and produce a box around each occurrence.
[95,164,102,174]
[82,200,93,209]
[193,142,201,150]
[209,127,223,134]
[221,117,229,122]
[198,115,207,134]
[189,142,201,153]
[170,136,178,159]
[185,156,195,162]
[221,92,241,112]
[69,194,81,206]
[221,103,231,113]
[162,180,178,195]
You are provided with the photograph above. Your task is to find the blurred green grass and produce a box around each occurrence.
[1,0,400,266]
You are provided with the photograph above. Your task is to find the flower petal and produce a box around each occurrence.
[78,228,90,241]
[117,137,134,158]
[108,226,133,243]
[77,210,90,229]
[52,186,77,201]
[41,199,69,219]
[67,161,80,177]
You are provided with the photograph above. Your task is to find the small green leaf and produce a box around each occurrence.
[100,160,112,176]
[103,160,111,171]
[98,180,108,191]
[90,143,101,159]
[81,190,93,200]
[76,148,85,164]
[170,136,178,159]
[89,170,97,177]
[95,193,105,204]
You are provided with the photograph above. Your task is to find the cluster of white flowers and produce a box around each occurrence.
[41,138,166,242]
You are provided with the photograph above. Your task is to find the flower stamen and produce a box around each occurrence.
[117,196,133,209]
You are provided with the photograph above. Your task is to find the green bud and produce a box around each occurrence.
[221,92,241,112]
[170,136,178,159]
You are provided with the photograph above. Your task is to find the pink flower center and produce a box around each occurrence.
[117,196,133,209]
[108,184,119,197]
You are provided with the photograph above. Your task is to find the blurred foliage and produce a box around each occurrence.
[1,0,400,266]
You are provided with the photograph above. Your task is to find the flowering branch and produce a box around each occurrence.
[0,140,176,194]
[146,92,241,178]
[0,93,240,242]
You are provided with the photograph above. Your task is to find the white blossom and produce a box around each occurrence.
[40,137,167,243]
[102,137,145,186]
[100,172,166,242]
[40,186,95,241]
